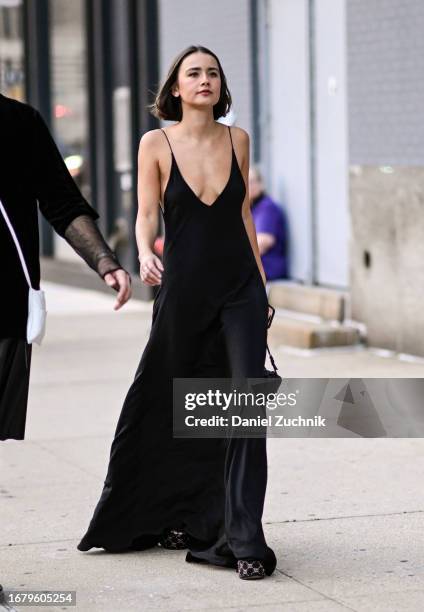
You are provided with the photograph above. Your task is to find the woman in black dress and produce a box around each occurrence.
[78,45,277,580]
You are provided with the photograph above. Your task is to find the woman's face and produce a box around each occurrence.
[172,52,221,112]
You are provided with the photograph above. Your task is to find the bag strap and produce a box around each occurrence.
[266,303,279,373]
[266,343,279,373]
[0,198,32,289]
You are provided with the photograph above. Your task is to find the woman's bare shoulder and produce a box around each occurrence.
[139,128,167,147]
[228,126,250,165]
[229,126,250,159]
[138,128,169,163]
[229,125,250,145]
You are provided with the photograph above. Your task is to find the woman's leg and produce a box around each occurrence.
[218,274,276,572]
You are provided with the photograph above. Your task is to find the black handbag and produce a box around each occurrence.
[262,304,283,393]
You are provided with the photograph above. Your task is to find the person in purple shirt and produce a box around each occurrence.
[249,166,288,281]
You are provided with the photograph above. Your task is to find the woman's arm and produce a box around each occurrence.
[236,128,267,288]
[136,131,164,286]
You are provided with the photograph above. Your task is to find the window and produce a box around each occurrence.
[0,0,25,101]
[49,0,91,201]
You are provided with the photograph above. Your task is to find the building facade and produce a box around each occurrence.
[0,0,159,279]
[347,0,424,355]
[2,0,423,353]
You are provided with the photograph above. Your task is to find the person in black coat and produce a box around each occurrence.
[0,93,132,441]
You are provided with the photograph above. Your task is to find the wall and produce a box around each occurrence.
[158,0,253,132]
[314,0,349,288]
[347,0,424,354]
[267,0,313,283]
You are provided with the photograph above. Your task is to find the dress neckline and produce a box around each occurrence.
[172,149,235,209]
[161,126,236,209]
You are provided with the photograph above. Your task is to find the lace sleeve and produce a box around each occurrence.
[63,214,127,279]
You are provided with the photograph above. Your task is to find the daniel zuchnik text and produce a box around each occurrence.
[182,389,326,428]
[185,415,326,427]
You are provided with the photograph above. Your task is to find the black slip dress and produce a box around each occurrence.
[77,125,277,576]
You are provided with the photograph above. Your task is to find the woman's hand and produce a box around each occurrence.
[139,252,164,286]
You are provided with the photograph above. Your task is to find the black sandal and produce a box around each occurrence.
[158,528,189,550]
[237,559,266,580]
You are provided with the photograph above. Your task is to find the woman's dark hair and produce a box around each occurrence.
[149,45,232,121]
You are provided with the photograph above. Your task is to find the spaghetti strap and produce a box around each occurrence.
[227,125,234,151]
[162,126,232,157]
[160,128,174,156]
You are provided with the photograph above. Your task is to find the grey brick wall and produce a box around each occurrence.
[158,0,252,132]
[347,0,424,165]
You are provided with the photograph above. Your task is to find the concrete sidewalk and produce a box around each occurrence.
[1,282,423,611]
